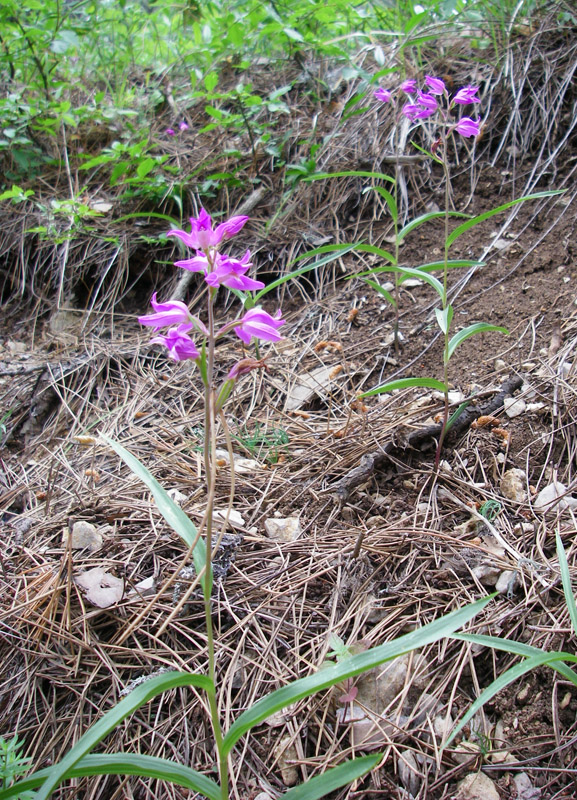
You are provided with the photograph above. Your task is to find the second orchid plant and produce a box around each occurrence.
[362,74,560,464]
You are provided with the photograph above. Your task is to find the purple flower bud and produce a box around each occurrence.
[214,214,249,242]
[179,120,189,131]
[453,85,481,105]
[400,79,417,94]
[424,75,446,95]
[374,87,392,103]
[165,128,176,136]
[416,91,438,112]
[235,308,285,345]
[455,116,481,137]
[138,293,192,329]
[150,324,199,361]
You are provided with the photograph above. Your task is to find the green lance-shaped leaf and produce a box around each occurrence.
[363,184,397,224]
[347,243,397,266]
[221,595,492,756]
[29,672,214,800]
[446,190,564,249]
[281,754,381,800]
[452,633,577,686]
[407,259,484,275]
[303,170,395,185]
[557,532,577,636]
[360,376,448,398]
[361,278,396,307]
[447,323,508,362]
[392,266,445,301]
[397,210,470,243]
[251,243,358,303]
[101,434,211,598]
[444,648,577,747]
[0,754,221,800]
[435,305,453,335]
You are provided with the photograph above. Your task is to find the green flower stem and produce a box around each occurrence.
[202,261,228,798]
[435,157,452,469]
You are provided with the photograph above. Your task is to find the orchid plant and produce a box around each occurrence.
[359,74,561,465]
[1,204,495,800]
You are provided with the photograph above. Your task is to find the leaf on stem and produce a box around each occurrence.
[302,170,395,184]
[0,754,221,800]
[398,210,470,243]
[363,185,397,224]
[361,278,396,306]
[435,305,453,335]
[446,190,565,248]
[360,376,448,397]
[446,323,508,362]
[30,672,214,800]
[556,532,577,636]
[221,595,492,755]
[101,435,211,598]
[281,754,381,800]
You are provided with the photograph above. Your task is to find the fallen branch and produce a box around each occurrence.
[329,375,523,502]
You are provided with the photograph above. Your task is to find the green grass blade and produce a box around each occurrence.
[410,259,484,273]
[362,278,396,306]
[446,191,564,248]
[281,754,381,800]
[392,266,444,301]
[347,243,396,266]
[32,672,214,800]
[100,434,211,598]
[113,212,183,227]
[252,244,358,302]
[452,633,577,684]
[303,170,395,184]
[0,754,221,800]
[447,323,508,361]
[365,185,397,224]
[361,377,447,397]
[398,211,470,243]
[445,650,577,747]
[221,596,492,756]
[556,532,577,636]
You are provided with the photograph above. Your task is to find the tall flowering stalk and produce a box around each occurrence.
[138,208,284,795]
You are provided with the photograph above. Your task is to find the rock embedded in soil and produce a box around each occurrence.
[455,771,500,800]
[264,516,301,542]
[500,468,528,503]
[62,520,103,552]
[397,748,421,796]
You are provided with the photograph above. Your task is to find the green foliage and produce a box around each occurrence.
[232,422,289,464]
[0,736,32,799]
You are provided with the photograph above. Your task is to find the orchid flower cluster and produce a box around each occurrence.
[139,208,284,399]
[374,74,481,138]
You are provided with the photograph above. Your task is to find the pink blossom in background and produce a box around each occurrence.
[454,116,481,137]
[179,120,189,131]
[374,87,392,103]
[150,324,199,361]
[165,128,176,136]
[400,79,417,94]
[138,293,192,329]
[453,85,480,105]
[235,308,285,344]
[424,75,446,95]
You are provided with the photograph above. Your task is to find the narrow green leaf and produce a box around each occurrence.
[112,212,182,226]
[100,435,211,597]
[393,266,444,301]
[303,170,395,184]
[411,260,484,273]
[362,278,396,307]
[452,633,577,684]
[435,305,453,335]
[556,532,577,636]
[445,400,471,434]
[32,672,214,800]
[252,244,358,302]
[445,650,577,747]
[446,191,564,248]
[222,596,492,755]
[398,210,470,242]
[366,185,397,224]
[346,243,396,266]
[360,376,447,398]
[0,754,221,800]
[447,323,508,362]
[281,754,381,800]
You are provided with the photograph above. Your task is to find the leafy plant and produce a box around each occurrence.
[0,736,33,799]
